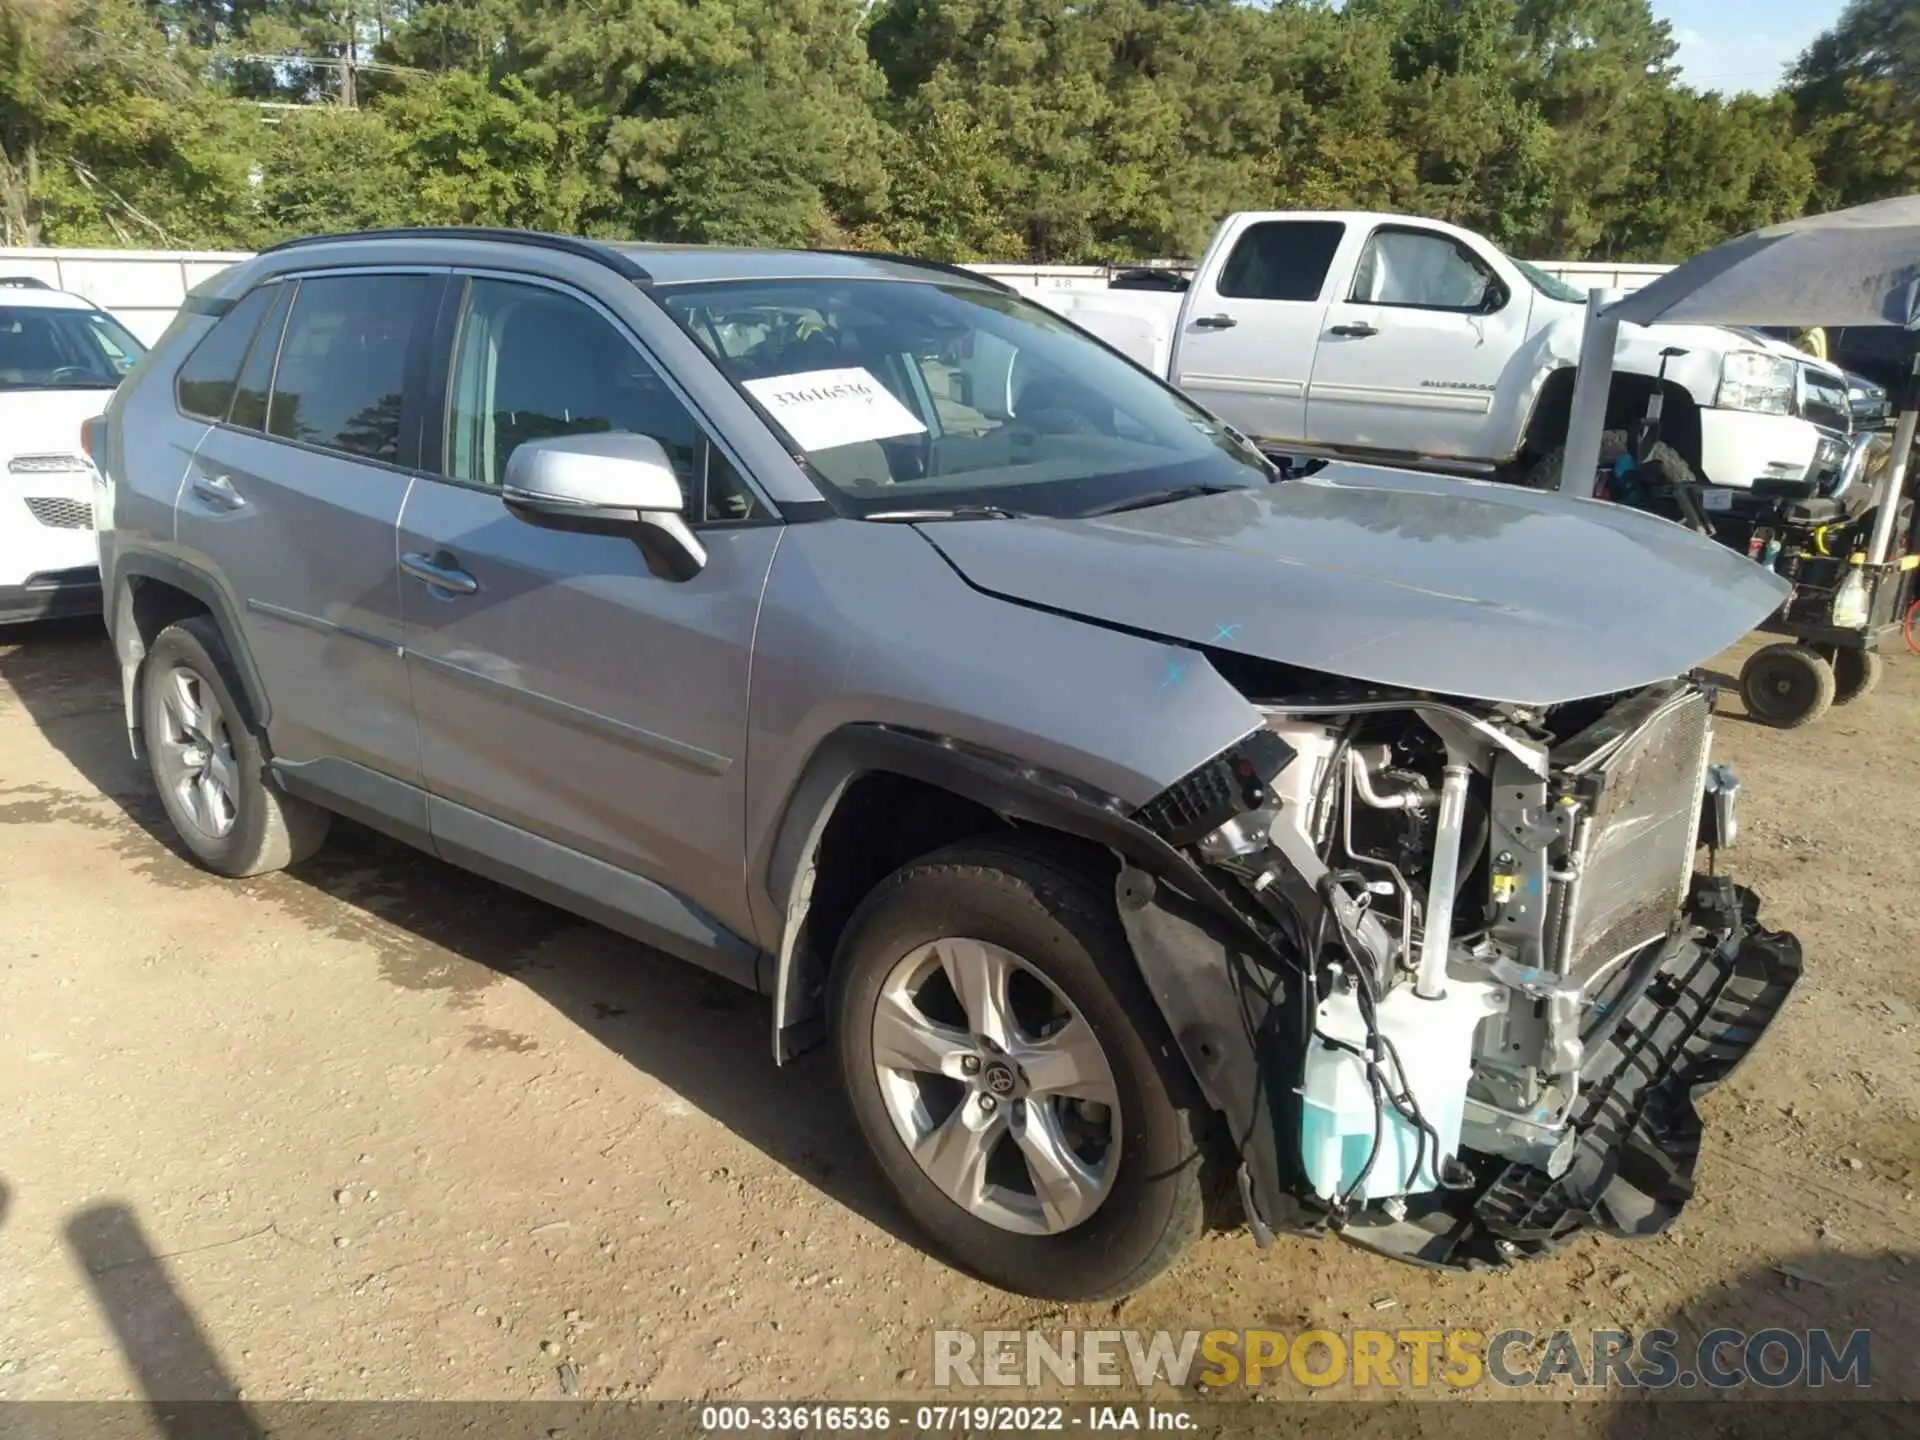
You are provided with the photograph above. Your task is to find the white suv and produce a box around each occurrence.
[0,277,146,624]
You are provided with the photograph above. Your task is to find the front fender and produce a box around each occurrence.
[760,722,1276,1055]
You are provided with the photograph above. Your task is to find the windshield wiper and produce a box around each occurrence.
[1078,483,1242,517]
[864,504,1032,522]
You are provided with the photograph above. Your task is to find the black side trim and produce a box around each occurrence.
[428,795,764,992]
[259,228,654,285]
[111,553,272,728]
[274,756,431,850]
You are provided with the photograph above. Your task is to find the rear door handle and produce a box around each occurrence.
[1329,323,1380,338]
[189,473,246,511]
[1192,314,1238,330]
[401,551,479,597]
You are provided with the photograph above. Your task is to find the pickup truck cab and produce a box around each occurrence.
[1046,211,1856,497]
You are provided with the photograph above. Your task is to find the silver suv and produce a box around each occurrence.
[98,229,1803,1300]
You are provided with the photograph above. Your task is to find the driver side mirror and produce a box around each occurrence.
[502,432,707,581]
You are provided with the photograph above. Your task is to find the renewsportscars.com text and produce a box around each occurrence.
[932,1327,1872,1391]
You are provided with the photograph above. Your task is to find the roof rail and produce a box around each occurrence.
[811,249,1018,294]
[0,276,53,289]
[258,227,653,284]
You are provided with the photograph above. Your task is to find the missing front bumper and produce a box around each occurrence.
[1342,877,1802,1270]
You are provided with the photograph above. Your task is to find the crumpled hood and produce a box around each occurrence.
[916,464,1790,706]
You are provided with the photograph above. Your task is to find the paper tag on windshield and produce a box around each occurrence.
[1701,487,1735,512]
[742,367,927,451]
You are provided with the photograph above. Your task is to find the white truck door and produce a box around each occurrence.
[1170,217,1347,449]
[1306,224,1529,462]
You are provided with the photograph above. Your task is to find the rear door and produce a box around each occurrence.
[1306,224,1530,461]
[174,270,442,808]
[1170,217,1347,447]
[397,273,780,973]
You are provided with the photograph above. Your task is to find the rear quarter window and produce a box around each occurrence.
[174,286,277,421]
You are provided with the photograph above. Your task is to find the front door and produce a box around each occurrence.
[1170,217,1347,448]
[1306,225,1530,461]
[175,271,442,795]
[397,274,780,969]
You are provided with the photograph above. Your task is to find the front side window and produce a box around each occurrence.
[1215,220,1346,303]
[1352,230,1499,312]
[0,304,146,394]
[442,278,763,522]
[268,274,430,463]
[658,279,1271,519]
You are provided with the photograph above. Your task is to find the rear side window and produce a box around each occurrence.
[1215,221,1346,302]
[174,286,276,420]
[269,275,432,464]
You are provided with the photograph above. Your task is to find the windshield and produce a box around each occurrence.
[657,278,1271,518]
[0,305,146,391]
[1506,255,1585,305]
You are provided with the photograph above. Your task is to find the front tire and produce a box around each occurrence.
[1739,642,1836,729]
[830,837,1210,1301]
[141,617,330,876]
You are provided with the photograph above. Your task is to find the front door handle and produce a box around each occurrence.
[189,473,246,511]
[1329,322,1380,338]
[401,551,479,597]
[1192,314,1238,330]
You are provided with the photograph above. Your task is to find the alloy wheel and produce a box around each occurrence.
[152,664,240,840]
[870,937,1121,1235]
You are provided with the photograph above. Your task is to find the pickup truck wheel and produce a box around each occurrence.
[141,617,330,876]
[1739,642,1836,729]
[830,837,1209,1301]
[1522,430,1628,491]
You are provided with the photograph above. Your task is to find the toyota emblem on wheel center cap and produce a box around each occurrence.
[983,1061,1018,1096]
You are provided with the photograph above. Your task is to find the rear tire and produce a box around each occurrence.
[1739,643,1836,729]
[830,837,1210,1301]
[141,617,329,876]
[1824,646,1885,705]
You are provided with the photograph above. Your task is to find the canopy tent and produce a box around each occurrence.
[1557,195,1920,568]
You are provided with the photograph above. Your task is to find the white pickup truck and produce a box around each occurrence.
[1039,211,1857,496]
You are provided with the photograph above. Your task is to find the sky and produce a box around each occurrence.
[1655,0,1848,94]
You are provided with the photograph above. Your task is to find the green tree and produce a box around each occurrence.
[2,0,257,246]
[1791,0,1920,208]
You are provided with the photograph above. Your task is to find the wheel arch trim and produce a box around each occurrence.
[763,723,1275,1061]
[109,552,271,756]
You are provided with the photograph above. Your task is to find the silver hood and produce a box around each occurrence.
[916,464,1790,706]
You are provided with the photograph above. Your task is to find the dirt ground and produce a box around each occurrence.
[1,617,1916,1414]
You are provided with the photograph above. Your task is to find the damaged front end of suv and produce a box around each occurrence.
[903,466,1807,1275]
[1119,674,1800,1270]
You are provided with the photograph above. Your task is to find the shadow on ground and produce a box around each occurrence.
[1595,1247,1916,1436]
[0,619,913,1256]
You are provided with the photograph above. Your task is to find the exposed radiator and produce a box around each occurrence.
[1548,687,1713,985]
